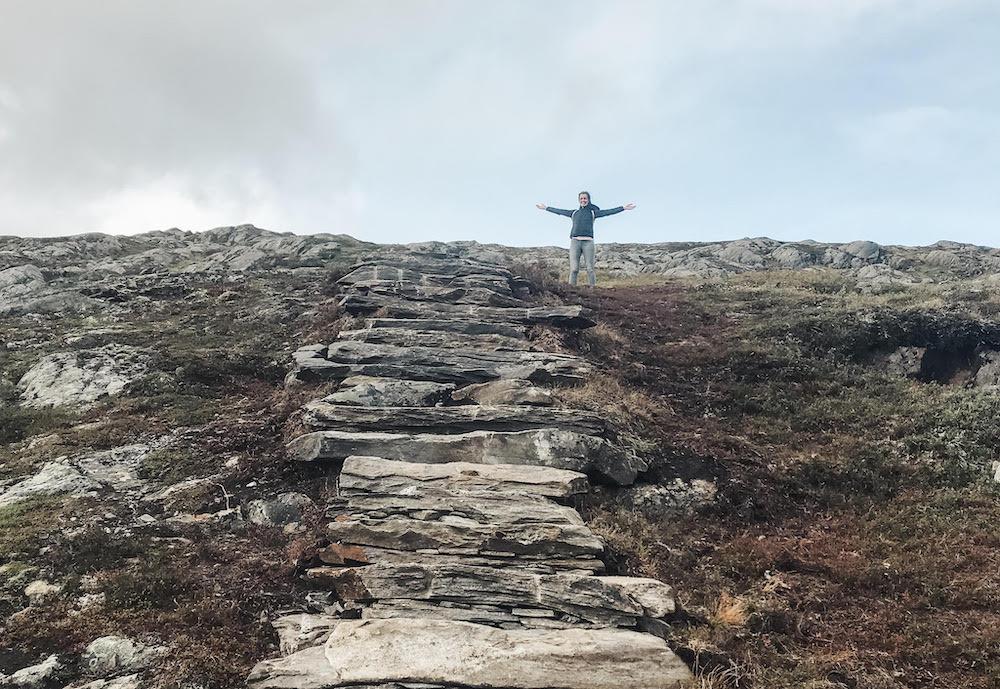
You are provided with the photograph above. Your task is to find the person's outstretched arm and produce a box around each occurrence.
[536,202,573,217]
[594,202,636,217]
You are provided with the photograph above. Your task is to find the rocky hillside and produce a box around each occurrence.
[2,225,999,689]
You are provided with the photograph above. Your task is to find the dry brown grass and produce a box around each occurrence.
[711,592,750,628]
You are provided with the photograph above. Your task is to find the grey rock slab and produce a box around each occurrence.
[0,462,100,508]
[346,282,523,307]
[2,654,69,689]
[595,576,676,617]
[0,444,153,508]
[364,318,527,339]
[320,379,454,407]
[327,493,602,561]
[307,563,663,627]
[288,358,354,384]
[339,294,597,329]
[337,328,533,351]
[318,341,589,385]
[338,265,516,294]
[81,635,167,678]
[246,618,693,689]
[273,613,342,655]
[319,545,603,575]
[17,345,148,408]
[974,348,1000,387]
[451,379,554,406]
[343,256,514,279]
[336,485,588,527]
[287,428,642,485]
[301,402,606,436]
[339,456,589,499]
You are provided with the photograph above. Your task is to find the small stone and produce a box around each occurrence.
[81,635,167,678]
[244,492,314,527]
[24,579,62,604]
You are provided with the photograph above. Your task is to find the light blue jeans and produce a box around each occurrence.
[569,238,596,286]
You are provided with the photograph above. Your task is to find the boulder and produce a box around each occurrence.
[246,618,693,689]
[973,348,1000,387]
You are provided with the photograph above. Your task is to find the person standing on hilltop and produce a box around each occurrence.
[536,192,636,287]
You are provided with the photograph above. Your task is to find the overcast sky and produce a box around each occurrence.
[1,0,997,246]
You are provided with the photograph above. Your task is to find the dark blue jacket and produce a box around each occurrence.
[545,203,624,238]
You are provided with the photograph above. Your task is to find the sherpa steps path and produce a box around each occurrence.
[247,253,693,689]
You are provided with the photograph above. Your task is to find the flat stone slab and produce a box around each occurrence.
[340,258,514,280]
[287,428,643,485]
[364,318,527,339]
[306,563,675,627]
[325,487,604,564]
[337,327,533,351]
[301,402,607,436]
[320,379,455,407]
[345,281,524,307]
[339,294,597,329]
[339,456,589,499]
[246,618,693,689]
[317,341,589,385]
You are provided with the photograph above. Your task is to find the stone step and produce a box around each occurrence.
[246,618,693,689]
[301,402,608,436]
[344,281,524,307]
[337,327,534,351]
[339,456,589,500]
[317,545,603,575]
[339,294,597,329]
[305,563,675,629]
[338,266,516,295]
[364,318,528,339]
[321,378,455,407]
[286,428,643,486]
[317,340,589,385]
[322,485,604,570]
[341,257,514,280]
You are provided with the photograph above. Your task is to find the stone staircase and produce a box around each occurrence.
[247,253,693,689]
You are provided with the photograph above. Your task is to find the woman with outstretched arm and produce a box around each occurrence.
[536,191,636,286]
